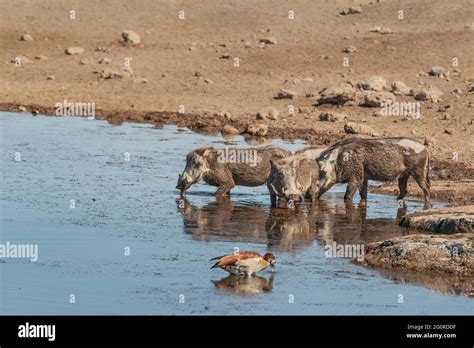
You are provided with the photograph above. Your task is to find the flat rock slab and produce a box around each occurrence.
[399,205,474,234]
[357,233,474,276]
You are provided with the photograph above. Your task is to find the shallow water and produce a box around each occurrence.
[0,112,472,315]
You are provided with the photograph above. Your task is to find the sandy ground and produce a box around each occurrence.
[1,0,473,203]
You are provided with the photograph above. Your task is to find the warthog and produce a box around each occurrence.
[176,145,291,196]
[267,155,319,207]
[317,137,431,208]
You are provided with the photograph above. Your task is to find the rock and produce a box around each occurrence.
[467,84,474,93]
[260,37,277,45]
[358,76,387,91]
[369,26,393,34]
[343,45,357,53]
[98,57,111,64]
[257,107,279,120]
[79,58,92,65]
[319,111,344,122]
[298,106,312,114]
[246,123,268,137]
[410,87,443,102]
[99,68,132,79]
[20,33,33,41]
[358,233,474,276]
[315,84,357,105]
[363,91,396,107]
[428,66,449,78]
[96,47,111,53]
[122,30,141,44]
[133,77,148,83]
[106,114,124,125]
[46,75,54,80]
[275,89,297,99]
[391,81,411,95]
[221,124,240,135]
[18,106,27,112]
[11,55,32,64]
[400,206,474,234]
[219,53,232,59]
[340,6,362,15]
[444,128,454,135]
[34,55,48,61]
[65,47,85,55]
[344,122,380,136]
[244,41,252,48]
[32,110,39,116]
[423,136,436,146]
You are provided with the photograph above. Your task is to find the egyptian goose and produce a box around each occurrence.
[210,251,276,276]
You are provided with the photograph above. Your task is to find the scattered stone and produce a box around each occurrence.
[18,106,27,112]
[340,6,362,15]
[301,77,314,83]
[246,123,268,137]
[257,107,279,120]
[369,26,393,34]
[468,84,474,93]
[221,124,240,135]
[363,91,396,107]
[391,81,411,95]
[204,78,213,84]
[65,47,85,55]
[98,57,111,64]
[99,68,132,79]
[79,58,92,65]
[400,206,474,234]
[275,89,297,99]
[410,87,443,103]
[11,55,32,64]
[444,128,454,135]
[428,66,449,78]
[34,55,48,61]
[244,41,252,48]
[106,114,124,125]
[424,136,436,146]
[319,111,345,122]
[20,33,33,41]
[133,77,148,83]
[219,53,232,59]
[343,46,357,53]
[344,122,380,136]
[358,233,474,276]
[358,76,387,91]
[315,84,357,105]
[46,75,54,80]
[298,106,312,114]
[96,47,111,53]
[122,30,141,44]
[32,110,39,116]
[260,37,277,45]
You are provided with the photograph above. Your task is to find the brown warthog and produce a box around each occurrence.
[267,155,319,207]
[317,137,431,208]
[176,145,291,196]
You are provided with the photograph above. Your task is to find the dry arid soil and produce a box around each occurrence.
[1,0,473,203]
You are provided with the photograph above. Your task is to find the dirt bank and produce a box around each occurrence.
[1,0,473,203]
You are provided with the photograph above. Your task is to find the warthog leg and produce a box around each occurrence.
[396,173,410,201]
[412,172,430,209]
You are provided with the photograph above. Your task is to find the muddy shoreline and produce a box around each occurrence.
[2,102,473,205]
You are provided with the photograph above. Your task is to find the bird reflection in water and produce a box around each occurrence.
[212,273,275,296]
